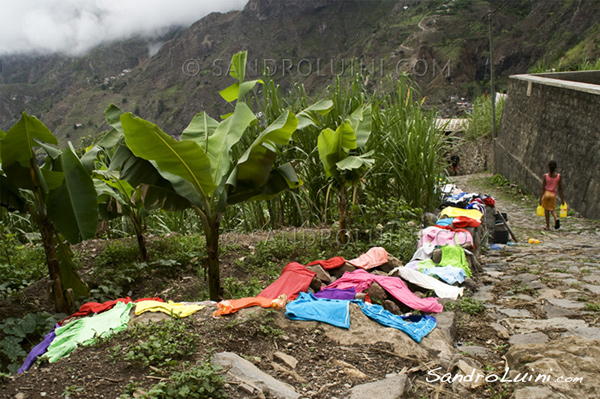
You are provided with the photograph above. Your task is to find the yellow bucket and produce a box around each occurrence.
[560,202,567,218]
[536,204,544,217]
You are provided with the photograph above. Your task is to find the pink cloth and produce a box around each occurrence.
[259,262,316,300]
[347,247,388,270]
[544,173,561,193]
[306,256,346,270]
[327,269,443,313]
[417,226,473,248]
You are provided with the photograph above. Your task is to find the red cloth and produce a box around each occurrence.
[452,216,481,228]
[259,262,316,300]
[306,256,346,270]
[59,297,163,325]
[483,197,495,207]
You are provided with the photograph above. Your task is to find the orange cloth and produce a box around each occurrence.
[541,190,556,211]
[306,256,346,270]
[213,295,287,317]
[347,247,388,270]
[451,216,481,228]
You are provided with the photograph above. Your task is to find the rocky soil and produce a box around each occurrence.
[2,173,600,399]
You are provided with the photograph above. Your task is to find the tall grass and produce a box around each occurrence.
[464,95,505,141]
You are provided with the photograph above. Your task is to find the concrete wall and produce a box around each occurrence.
[494,72,600,219]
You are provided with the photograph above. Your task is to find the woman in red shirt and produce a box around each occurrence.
[539,160,565,230]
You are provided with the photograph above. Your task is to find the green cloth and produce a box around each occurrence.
[44,301,132,363]
[439,245,471,278]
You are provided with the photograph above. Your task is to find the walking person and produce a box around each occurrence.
[539,160,565,230]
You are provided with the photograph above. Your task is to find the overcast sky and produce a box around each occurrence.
[0,0,248,56]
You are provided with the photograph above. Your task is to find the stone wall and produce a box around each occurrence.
[494,72,600,219]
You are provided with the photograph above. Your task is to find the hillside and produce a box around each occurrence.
[1,0,599,146]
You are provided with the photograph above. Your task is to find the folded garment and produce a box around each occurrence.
[59,297,163,325]
[135,300,205,318]
[410,242,435,263]
[286,292,350,329]
[451,216,481,228]
[259,262,316,300]
[435,218,454,227]
[417,226,473,248]
[440,206,483,221]
[19,325,58,373]
[439,244,472,278]
[348,247,388,270]
[306,256,346,270]
[213,295,287,317]
[327,269,442,313]
[44,302,133,363]
[392,267,464,300]
[313,287,356,300]
[417,260,466,285]
[356,301,437,342]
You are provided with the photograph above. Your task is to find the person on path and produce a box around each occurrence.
[539,160,564,230]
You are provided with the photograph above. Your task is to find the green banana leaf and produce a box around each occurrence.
[317,121,356,178]
[1,112,58,168]
[227,163,302,204]
[55,240,90,300]
[347,104,372,148]
[181,112,219,146]
[296,99,334,130]
[120,113,216,197]
[46,147,99,244]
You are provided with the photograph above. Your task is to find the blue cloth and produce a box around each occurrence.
[18,324,58,373]
[313,287,356,300]
[435,218,454,227]
[423,266,466,284]
[285,292,350,329]
[355,301,436,342]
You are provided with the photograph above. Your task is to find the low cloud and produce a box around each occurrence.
[0,0,247,56]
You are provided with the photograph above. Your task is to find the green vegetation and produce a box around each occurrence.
[110,319,197,368]
[444,296,485,315]
[464,95,505,140]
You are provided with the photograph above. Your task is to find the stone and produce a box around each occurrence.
[544,305,575,318]
[497,308,531,318]
[472,291,494,301]
[383,299,401,315]
[484,270,504,278]
[456,345,493,359]
[270,362,306,383]
[562,327,600,341]
[366,281,387,303]
[14,394,26,399]
[509,332,549,345]
[462,278,477,291]
[512,273,539,283]
[309,276,323,292]
[490,322,510,339]
[348,373,411,399]
[512,387,560,399]
[546,298,586,310]
[129,311,170,325]
[212,352,300,399]
[582,274,600,284]
[452,360,486,390]
[305,264,332,284]
[583,284,600,294]
[546,272,574,280]
[514,293,535,301]
[435,311,457,342]
[538,288,563,299]
[273,351,298,369]
[528,281,546,290]
[328,262,357,279]
[512,317,588,333]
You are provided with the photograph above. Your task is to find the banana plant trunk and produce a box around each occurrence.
[39,220,71,314]
[338,185,349,245]
[130,214,149,262]
[203,213,223,301]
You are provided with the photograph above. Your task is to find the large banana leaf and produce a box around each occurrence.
[317,121,356,178]
[0,175,26,211]
[55,240,89,300]
[46,147,99,244]
[0,128,6,165]
[120,113,216,197]
[205,102,256,187]
[347,104,372,148]
[219,51,263,102]
[181,112,219,146]
[228,163,302,204]
[296,100,334,130]
[1,112,58,168]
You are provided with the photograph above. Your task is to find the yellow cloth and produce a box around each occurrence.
[541,190,556,211]
[440,207,483,221]
[135,300,205,318]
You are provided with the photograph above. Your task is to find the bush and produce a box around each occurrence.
[464,95,505,140]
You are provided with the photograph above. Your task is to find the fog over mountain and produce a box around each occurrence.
[0,0,248,56]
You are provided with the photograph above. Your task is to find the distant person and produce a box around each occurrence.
[450,155,460,176]
[539,160,564,230]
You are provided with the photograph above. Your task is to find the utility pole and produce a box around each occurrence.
[489,13,496,139]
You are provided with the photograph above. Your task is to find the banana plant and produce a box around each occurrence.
[317,104,373,244]
[118,51,305,300]
[0,113,97,313]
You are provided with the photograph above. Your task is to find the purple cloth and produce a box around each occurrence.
[18,324,58,373]
[313,287,356,300]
